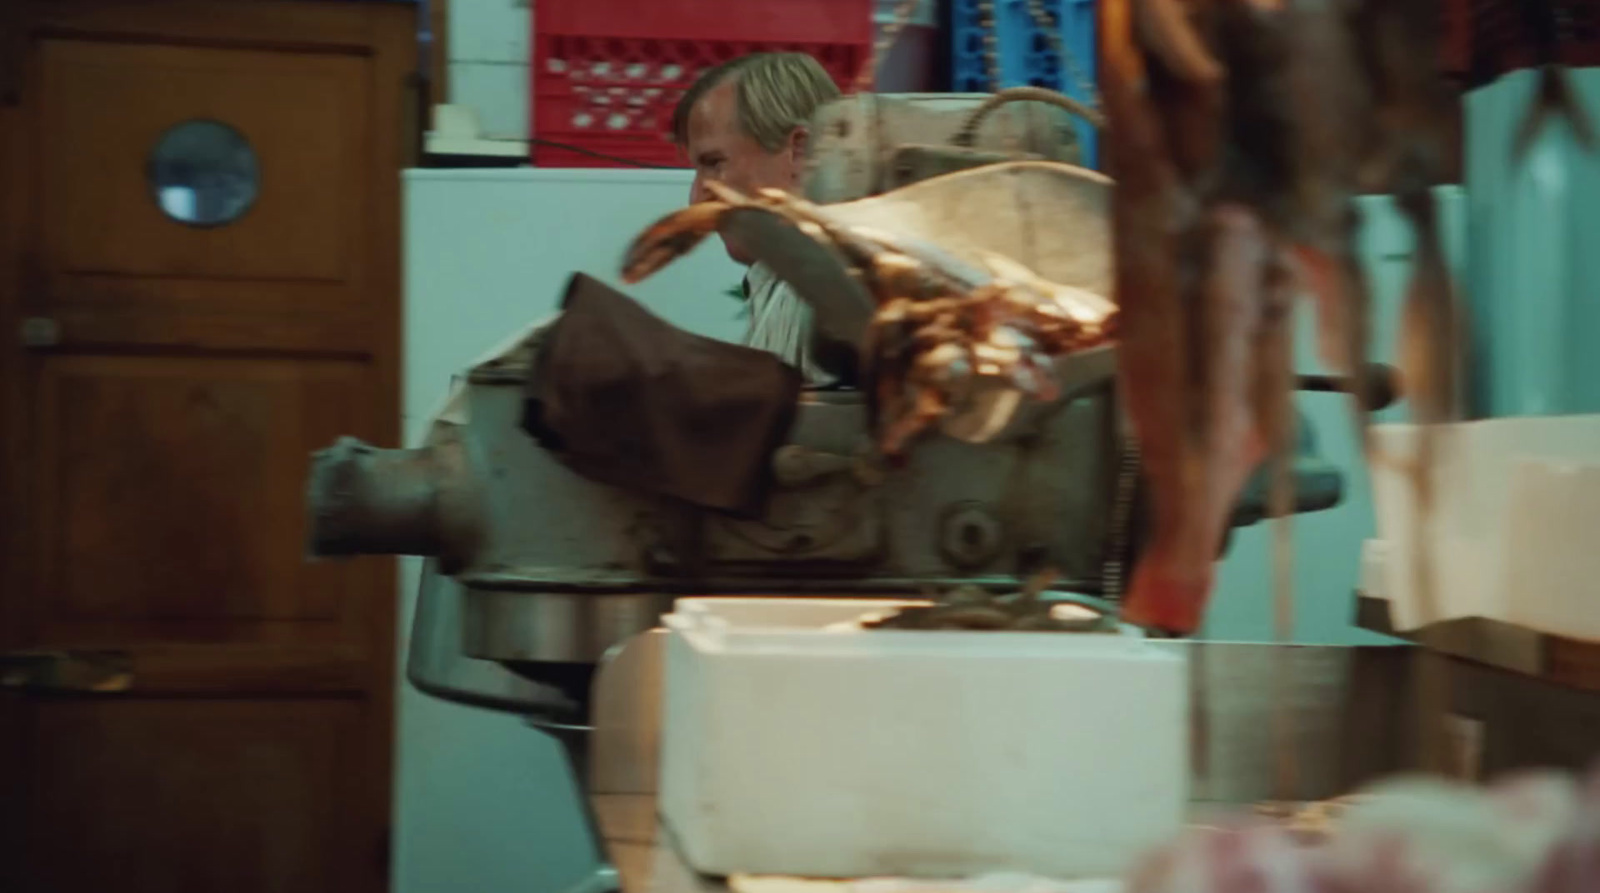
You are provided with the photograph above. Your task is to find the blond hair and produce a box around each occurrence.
[672,53,842,152]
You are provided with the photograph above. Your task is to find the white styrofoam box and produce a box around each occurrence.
[735,874,1125,893]
[1499,459,1600,641]
[1369,414,1600,633]
[658,597,1189,881]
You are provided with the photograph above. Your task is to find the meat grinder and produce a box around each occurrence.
[299,91,1384,893]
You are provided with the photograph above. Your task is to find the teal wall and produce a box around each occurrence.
[1465,69,1600,418]
[1200,189,1467,645]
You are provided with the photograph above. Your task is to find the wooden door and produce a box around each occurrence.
[0,2,413,891]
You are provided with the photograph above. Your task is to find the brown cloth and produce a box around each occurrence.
[520,273,802,517]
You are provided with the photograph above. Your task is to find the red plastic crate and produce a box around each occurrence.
[531,0,873,168]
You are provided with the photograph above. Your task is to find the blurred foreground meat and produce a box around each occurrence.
[1126,764,1600,893]
[1099,0,1468,634]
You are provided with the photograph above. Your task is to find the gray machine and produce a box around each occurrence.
[301,280,1372,892]
[304,291,1377,723]
[303,141,1377,724]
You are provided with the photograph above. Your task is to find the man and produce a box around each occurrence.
[671,52,841,387]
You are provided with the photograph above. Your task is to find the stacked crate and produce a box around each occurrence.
[530,0,874,168]
[949,0,1098,168]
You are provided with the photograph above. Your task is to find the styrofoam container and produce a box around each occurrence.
[1499,458,1600,641]
[1369,414,1600,632]
[658,597,1189,880]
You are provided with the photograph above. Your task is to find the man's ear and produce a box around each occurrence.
[781,125,811,188]
[787,125,810,163]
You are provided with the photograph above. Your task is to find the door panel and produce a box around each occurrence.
[1,2,411,891]
[30,354,372,644]
[38,39,366,284]
[40,280,373,353]
[23,699,365,893]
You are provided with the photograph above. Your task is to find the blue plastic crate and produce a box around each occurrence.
[950,0,1098,168]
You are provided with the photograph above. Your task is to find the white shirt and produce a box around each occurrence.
[743,261,835,388]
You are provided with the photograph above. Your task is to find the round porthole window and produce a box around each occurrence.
[145,119,260,227]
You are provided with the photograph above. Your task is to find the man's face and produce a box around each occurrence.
[684,79,804,265]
